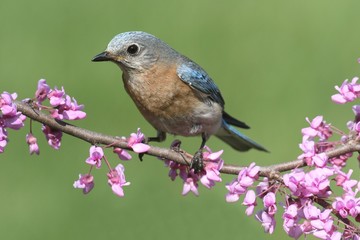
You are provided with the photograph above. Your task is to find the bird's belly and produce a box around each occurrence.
[146,101,223,137]
[123,68,223,137]
[125,82,222,136]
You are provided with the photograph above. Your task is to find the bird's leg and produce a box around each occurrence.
[146,131,166,143]
[139,131,166,161]
[190,133,207,174]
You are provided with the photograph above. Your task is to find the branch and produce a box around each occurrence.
[13,98,360,236]
[15,100,360,177]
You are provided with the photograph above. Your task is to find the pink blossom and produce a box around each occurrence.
[26,133,39,155]
[50,95,86,120]
[127,128,150,153]
[303,202,321,220]
[305,206,340,240]
[85,146,104,168]
[354,122,360,133]
[48,87,66,106]
[107,164,130,197]
[256,178,269,198]
[237,162,259,186]
[2,112,26,130]
[283,204,303,240]
[313,230,342,240]
[263,192,277,215]
[164,160,187,181]
[332,193,360,218]
[298,138,315,165]
[0,127,8,153]
[164,140,188,181]
[331,77,360,104]
[329,152,352,167]
[334,168,358,191]
[202,147,223,161]
[283,204,298,224]
[225,162,259,203]
[312,153,328,168]
[35,79,50,104]
[255,210,276,234]
[73,174,94,194]
[113,147,132,160]
[284,168,333,198]
[0,92,18,116]
[283,169,306,197]
[303,202,341,239]
[225,180,243,202]
[302,116,332,140]
[182,172,199,196]
[41,124,62,149]
[164,145,223,195]
[352,105,360,123]
[0,92,26,130]
[304,168,333,198]
[62,96,86,120]
[242,190,257,216]
[200,149,223,189]
[283,204,303,239]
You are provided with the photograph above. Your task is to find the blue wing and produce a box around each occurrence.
[176,60,225,107]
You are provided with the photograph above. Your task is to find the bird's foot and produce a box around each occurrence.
[190,149,205,174]
[138,153,145,161]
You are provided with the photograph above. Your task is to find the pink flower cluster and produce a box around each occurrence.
[298,116,333,167]
[283,168,333,198]
[255,191,277,234]
[74,129,150,197]
[222,75,360,238]
[282,201,342,239]
[164,145,223,196]
[74,145,130,197]
[107,164,130,197]
[225,162,259,202]
[73,174,94,194]
[0,92,26,153]
[36,79,86,120]
[1,79,87,154]
[227,159,360,238]
[347,105,360,138]
[332,168,360,224]
[225,163,277,234]
[126,128,150,153]
[332,77,360,104]
[25,79,87,153]
[5,75,360,239]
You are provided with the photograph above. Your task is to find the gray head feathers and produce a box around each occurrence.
[104,31,179,71]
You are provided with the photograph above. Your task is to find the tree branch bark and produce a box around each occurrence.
[15,100,360,177]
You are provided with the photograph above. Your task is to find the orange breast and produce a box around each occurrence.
[122,63,222,136]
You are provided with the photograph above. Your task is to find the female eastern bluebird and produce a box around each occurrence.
[92,31,267,172]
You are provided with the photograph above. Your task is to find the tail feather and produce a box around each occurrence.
[215,120,268,152]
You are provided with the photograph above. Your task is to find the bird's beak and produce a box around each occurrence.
[92,51,113,62]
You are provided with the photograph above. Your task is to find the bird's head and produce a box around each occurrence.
[92,31,174,72]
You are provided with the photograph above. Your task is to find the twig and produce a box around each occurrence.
[15,100,360,177]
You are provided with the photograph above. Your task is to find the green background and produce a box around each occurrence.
[1,0,360,239]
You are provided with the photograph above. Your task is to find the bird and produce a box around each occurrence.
[92,31,267,172]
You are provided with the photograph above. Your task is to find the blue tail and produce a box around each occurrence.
[215,119,268,152]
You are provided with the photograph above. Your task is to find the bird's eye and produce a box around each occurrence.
[127,44,140,55]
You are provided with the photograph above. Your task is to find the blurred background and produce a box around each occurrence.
[1,0,360,239]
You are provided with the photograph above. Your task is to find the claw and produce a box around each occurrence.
[190,149,205,174]
[138,153,145,161]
